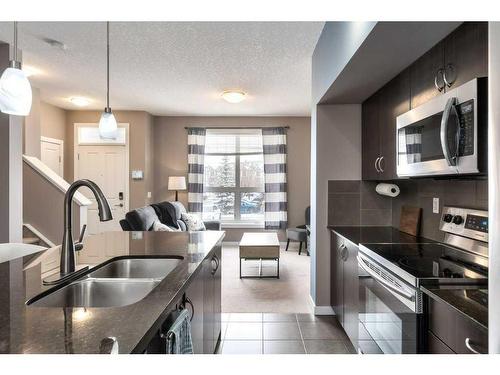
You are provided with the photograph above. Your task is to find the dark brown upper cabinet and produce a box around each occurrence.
[443,22,488,90]
[378,69,410,180]
[362,70,410,181]
[410,22,488,109]
[362,92,381,180]
[410,41,445,108]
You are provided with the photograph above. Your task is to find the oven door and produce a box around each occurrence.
[396,78,479,177]
[357,254,420,354]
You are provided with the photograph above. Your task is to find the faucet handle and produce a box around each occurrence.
[74,224,87,251]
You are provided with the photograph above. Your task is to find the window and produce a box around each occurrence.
[203,129,264,227]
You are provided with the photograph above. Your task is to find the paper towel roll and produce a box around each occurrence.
[375,183,400,197]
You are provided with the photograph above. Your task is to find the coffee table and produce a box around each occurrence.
[239,232,280,279]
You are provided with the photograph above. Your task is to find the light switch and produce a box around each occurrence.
[433,198,440,214]
[147,191,152,198]
[131,170,144,180]
[131,232,143,240]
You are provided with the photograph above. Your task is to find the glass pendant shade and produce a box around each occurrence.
[0,66,32,116]
[98,108,118,139]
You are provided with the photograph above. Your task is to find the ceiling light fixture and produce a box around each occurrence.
[221,90,246,104]
[0,21,32,116]
[70,97,91,107]
[98,22,117,139]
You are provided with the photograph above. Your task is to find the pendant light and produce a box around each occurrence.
[0,22,32,116]
[98,21,118,139]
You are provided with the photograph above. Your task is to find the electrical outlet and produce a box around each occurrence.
[433,198,440,214]
[147,191,152,199]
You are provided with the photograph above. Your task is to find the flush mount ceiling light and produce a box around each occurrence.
[69,97,91,107]
[0,22,32,116]
[221,90,246,104]
[98,22,118,139]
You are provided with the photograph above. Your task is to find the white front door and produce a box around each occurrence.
[41,137,64,176]
[76,144,128,235]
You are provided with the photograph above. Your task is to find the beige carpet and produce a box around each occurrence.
[221,242,311,313]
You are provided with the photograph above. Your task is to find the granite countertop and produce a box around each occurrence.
[0,230,225,354]
[328,226,435,246]
[421,285,488,330]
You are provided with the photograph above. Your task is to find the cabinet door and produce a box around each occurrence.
[330,232,344,325]
[410,41,445,108]
[362,92,381,181]
[378,69,411,180]
[203,257,214,354]
[444,22,488,89]
[213,245,222,350]
[428,331,455,354]
[343,241,359,345]
[186,272,204,354]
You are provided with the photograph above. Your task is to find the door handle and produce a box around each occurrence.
[434,68,445,92]
[114,203,124,207]
[374,157,381,173]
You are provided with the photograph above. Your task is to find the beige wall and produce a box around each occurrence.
[40,101,67,142]
[153,116,311,240]
[310,104,361,307]
[24,87,41,158]
[65,110,154,210]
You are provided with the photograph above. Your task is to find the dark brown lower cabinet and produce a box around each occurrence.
[186,270,204,353]
[427,298,488,354]
[330,231,358,345]
[428,331,454,354]
[204,243,222,354]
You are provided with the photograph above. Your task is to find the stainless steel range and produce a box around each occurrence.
[357,206,488,354]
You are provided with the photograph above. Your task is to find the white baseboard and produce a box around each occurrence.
[309,294,335,315]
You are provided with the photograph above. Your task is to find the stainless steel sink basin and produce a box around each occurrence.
[28,278,160,307]
[27,257,184,308]
[88,257,183,279]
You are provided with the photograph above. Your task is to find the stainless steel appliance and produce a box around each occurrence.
[396,78,487,177]
[357,206,488,354]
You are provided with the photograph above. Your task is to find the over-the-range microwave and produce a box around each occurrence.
[396,77,487,178]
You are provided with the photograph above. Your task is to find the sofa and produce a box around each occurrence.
[119,201,221,231]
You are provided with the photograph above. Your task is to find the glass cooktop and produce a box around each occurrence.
[360,242,487,281]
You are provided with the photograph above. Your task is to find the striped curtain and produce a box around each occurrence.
[262,127,288,229]
[187,128,206,215]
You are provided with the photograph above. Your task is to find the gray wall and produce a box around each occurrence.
[312,22,376,104]
[311,104,361,309]
[488,21,500,354]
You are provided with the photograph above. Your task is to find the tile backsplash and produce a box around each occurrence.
[328,178,488,242]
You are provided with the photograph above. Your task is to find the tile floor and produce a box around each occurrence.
[218,313,355,354]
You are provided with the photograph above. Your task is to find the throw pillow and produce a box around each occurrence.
[152,220,180,232]
[181,213,206,231]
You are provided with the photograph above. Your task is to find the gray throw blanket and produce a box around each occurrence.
[166,309,193,354]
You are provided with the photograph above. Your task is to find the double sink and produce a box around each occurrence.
[27,257,183,308]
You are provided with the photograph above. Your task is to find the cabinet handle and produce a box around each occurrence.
[443,64,456,88]
[435,68,445,92]
[465,338,484,354]
[378,156,385,173]
[211,256,219,275]
[374,157,381,173]
[339,244,348,261]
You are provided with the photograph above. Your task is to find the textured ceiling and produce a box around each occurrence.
[0,22,324,116]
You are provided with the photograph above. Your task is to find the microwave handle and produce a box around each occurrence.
[440,97,459,167]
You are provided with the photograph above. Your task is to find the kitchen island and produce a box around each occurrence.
[0,230,224,354]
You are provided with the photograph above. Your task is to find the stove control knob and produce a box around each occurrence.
[452,215,464,225]
[443,214,453,223]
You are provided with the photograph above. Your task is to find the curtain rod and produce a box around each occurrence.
[184,126,290,130]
